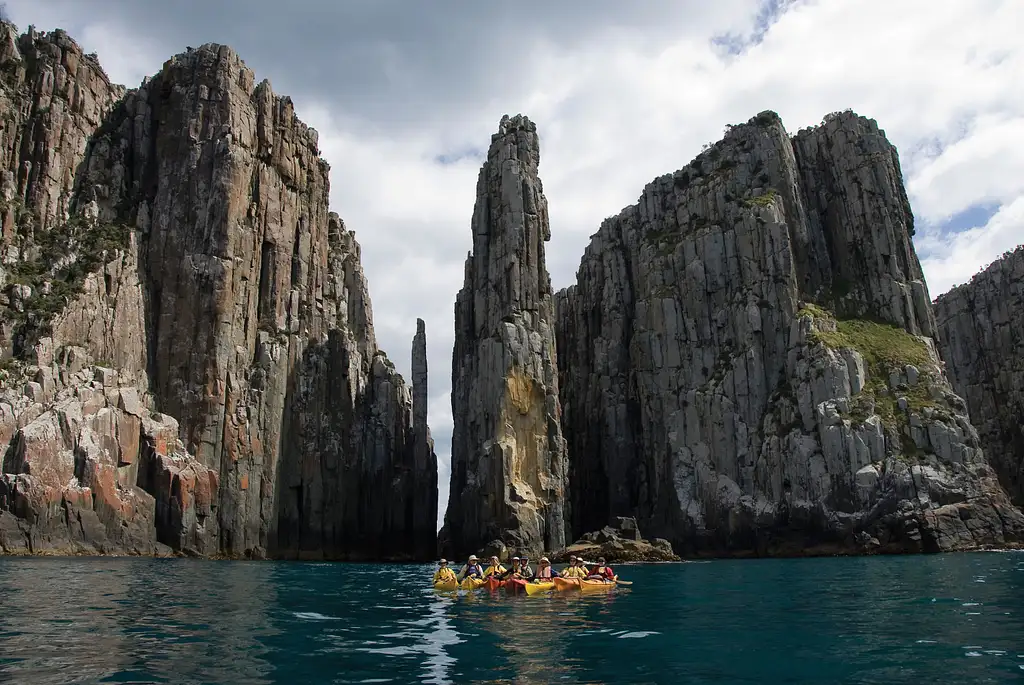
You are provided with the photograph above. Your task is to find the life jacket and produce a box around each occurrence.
[434,567,456,582]
[534,566,553,579]
[483,564,506,577]
[520,565,534,577]
[461,563,483,578]
[564,565,586,578]
[592,565,613,579]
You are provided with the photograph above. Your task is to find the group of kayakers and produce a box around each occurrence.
[433,554,615,584]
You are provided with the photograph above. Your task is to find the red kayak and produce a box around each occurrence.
[485,576,505,592]
[506,578,528,594]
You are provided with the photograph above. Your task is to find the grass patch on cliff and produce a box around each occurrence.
[743,189,779,209]
[4,216,130,356]
[798,303,953,462]
[798,305,932,370]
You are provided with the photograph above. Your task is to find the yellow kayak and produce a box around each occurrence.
[433,579,458,591]
[579,578,617,593]
[460,577,486,590]
[552,577,581,592]
[524,580,555,596]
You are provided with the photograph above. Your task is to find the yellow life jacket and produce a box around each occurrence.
[433,567,456,583]
[563,566,587,578]
[483,564,506,577]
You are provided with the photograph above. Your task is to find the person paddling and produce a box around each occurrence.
[561,555,588,578]
[530,557,559,581]
[520,556,534,578]
[500,557,522,579]
[458,555,484,581]
[433,559,457,584]
[586,556,615,582]
[483,556,506,578]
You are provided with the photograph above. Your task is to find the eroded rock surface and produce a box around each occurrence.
[0,25,436,559]
[442,114,568,558]
[0,23,123,236]
[551,517,680,563]
[0,346,216,555]
[556,110,1024,557]
[934,245,1024,506]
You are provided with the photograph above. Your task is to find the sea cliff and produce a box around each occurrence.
[0,23,437,559]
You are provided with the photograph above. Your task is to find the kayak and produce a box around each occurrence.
[552,577,581,592]
[485,576,505,592]
[524,580,554,596]
[505,578,528,594]
[460,577,486,590]
[579,578,617,593]
[433,579,458,591]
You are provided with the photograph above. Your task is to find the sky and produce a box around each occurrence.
[8,0,1023,530]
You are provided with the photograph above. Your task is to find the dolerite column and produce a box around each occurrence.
[412,318,439,558]
[443,114,568,558]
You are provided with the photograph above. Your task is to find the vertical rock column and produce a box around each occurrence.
[411,318,439,558]
[443,114,568,558]
[934,246,1024,506]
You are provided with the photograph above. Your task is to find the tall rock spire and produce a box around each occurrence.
[442,114,568,558]
[411,318,438,558]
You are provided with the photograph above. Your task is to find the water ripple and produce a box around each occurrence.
[0,553,1022,683]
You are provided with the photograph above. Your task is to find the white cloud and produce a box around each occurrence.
[9,0,1024,531]
[920,197,1024,296]
[907,116,1024,223]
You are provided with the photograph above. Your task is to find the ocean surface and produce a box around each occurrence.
[0,552,1021,684]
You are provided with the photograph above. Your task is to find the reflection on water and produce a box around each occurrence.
[0,558,279,684]
[0,553,1022,683]
[419,595,459,684]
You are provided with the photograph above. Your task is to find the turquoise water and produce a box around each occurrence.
[0,553,1021,683]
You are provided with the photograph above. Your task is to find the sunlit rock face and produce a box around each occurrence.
[555,110,1023,557]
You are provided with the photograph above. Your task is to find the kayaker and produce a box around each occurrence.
[561,555,588,578]
[500,557,522,579]
[530,557,559,581]
[483,556,506,578]
[586,556,615,582]
[433,559,457,584]
[520,556,534,578]
[457,555,484,580]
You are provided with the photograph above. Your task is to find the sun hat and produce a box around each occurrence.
[439,559,448,564]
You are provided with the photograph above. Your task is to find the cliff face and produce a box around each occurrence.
[442,114,568,558]
[0,25,436,559]
[934,246,1024,507]
[556,110,1024,556]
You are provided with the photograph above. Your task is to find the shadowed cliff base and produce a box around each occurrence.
[555,109,1024,558]
[0,23,437,560]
